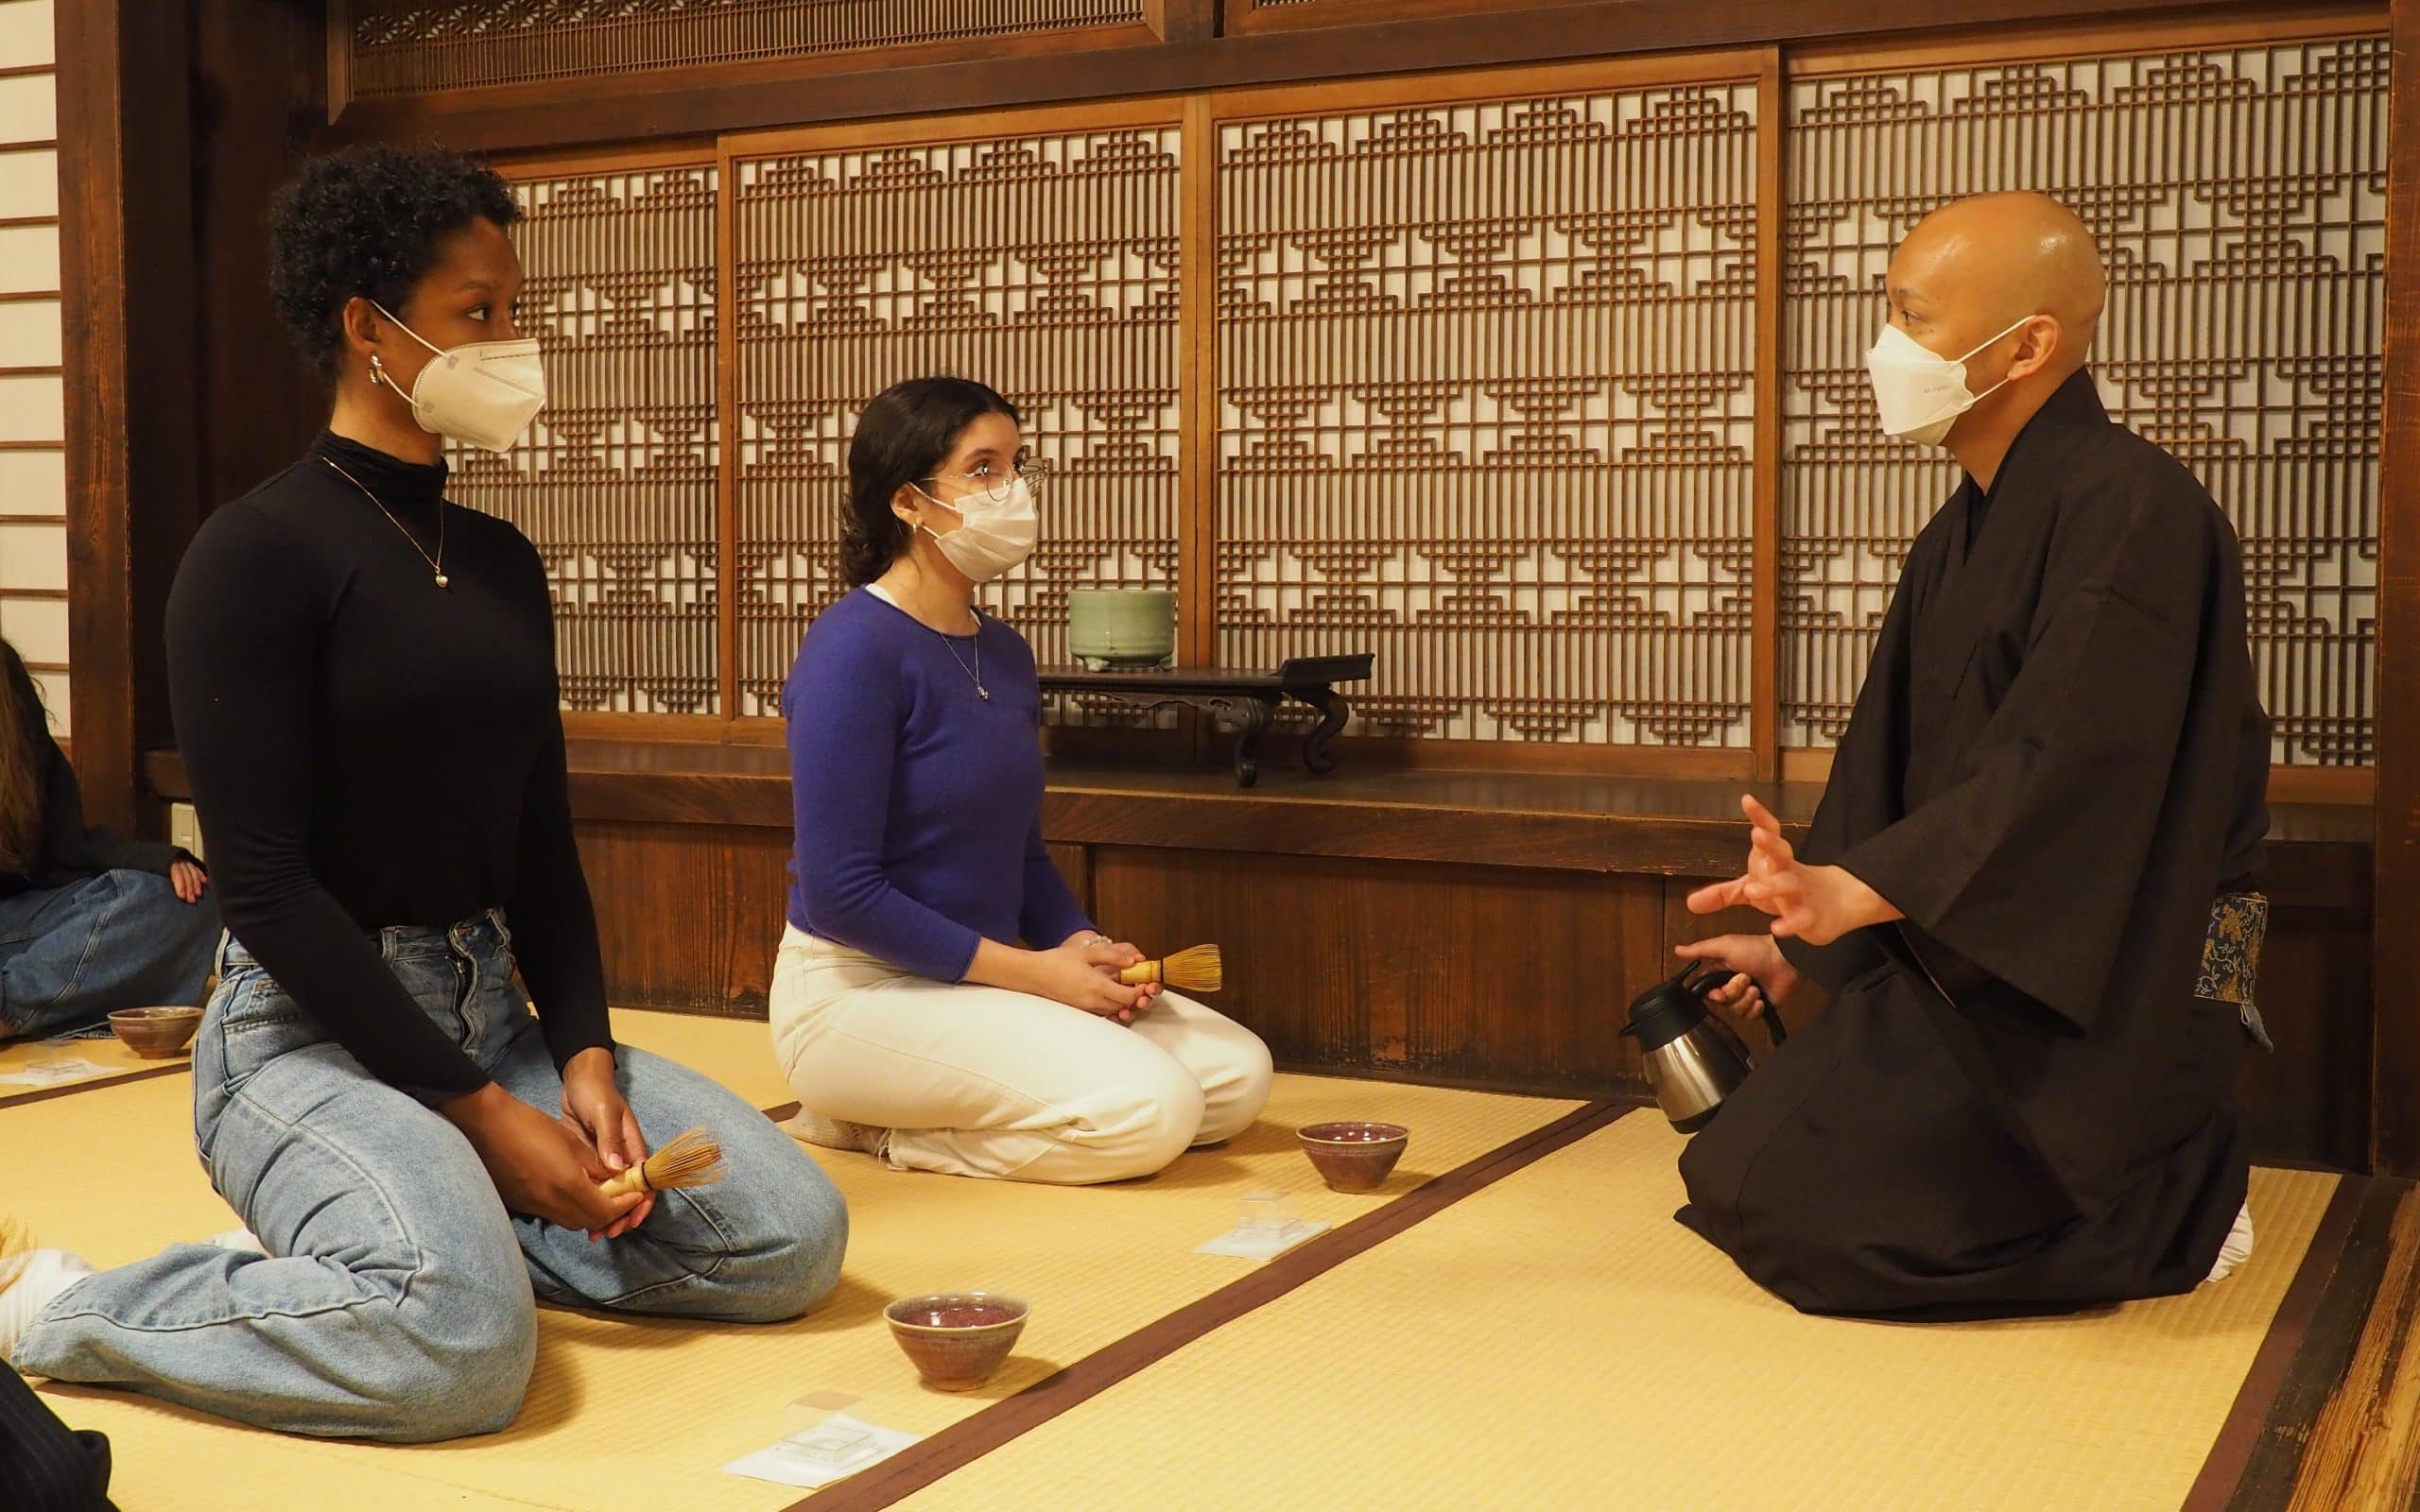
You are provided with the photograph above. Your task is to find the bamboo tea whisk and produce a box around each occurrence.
[597,1127,728,1198]
[1117,944,1223,993]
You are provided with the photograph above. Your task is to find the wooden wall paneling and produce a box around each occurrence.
[2375,0,2420,1177]
[325,0,353,125]
[1181,92,1217,676]
[321,0,2241,153]
[2246,900,2376,1172]
[1228,0,1611,35]
[1207,54,1764,773]
[194,0,324,535]
[573,819,789,1016]
[55,0,199,833]
[456,148,725,719]
[1147,0,1220,44]
[1090,845,1668,1092]
[718,132,743,722]
[1046,841,1096,920]
[725,100,1188,732]
[1786,3,2388,76]
[337,1,1154,103]
[1778,19,2389,773]
[1751,46,1783,782]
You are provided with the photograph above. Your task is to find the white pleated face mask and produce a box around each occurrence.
[371,301,547,454]
[1864,316,2035,447]
[918,475,1039,582]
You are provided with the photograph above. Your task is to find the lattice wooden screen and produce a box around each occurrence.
[731,125,1185,716]
[1214,85,1760,746]
[344,0,1144,96]
[1783,37,2386,765]
[447,165,722,714]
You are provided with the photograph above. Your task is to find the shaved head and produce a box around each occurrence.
[1887,192,2106,374]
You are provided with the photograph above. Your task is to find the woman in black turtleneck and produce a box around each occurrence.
[0,146,844,1442]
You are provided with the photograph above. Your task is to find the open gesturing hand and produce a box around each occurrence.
[1686,795,1901,948]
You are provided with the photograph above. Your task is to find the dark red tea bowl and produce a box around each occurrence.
[1298,1121,1410,1193]
[884,1292,1030,1391]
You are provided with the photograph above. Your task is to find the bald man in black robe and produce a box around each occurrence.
[1672,192,2272,1321]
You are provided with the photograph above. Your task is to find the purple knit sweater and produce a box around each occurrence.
[783,587,1093,980]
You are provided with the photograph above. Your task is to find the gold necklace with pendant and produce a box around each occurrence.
[322,456,450,590]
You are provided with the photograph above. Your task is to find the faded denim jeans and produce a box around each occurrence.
[14,910,847,1441]
[0,869,218,1039]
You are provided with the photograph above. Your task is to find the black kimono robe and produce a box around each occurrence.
[1676,369,2271,1320]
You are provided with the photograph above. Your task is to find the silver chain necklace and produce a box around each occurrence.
[322,456,449,589]
[937,615,988,701]
[883,582,988,699]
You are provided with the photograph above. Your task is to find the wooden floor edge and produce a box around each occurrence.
[2214,1177,2419,1510]
[784,1097,1633,1512]
[0,1060,190,1109]
[2183,1174,2371,1511]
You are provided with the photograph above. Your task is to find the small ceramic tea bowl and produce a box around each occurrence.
[1298,1121,1410,1193]
[885,1292,1030,1391]
[107,1006,203,1058]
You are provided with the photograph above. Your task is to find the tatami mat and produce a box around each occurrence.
[0,1032,186,1102]
[2,1008,1576,1511]
[884,1114,2341,1512]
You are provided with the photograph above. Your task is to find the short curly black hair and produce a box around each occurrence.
[267,143,521,380]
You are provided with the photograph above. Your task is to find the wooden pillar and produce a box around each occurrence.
[2377,0,2420,1177]
[53,0,199,834]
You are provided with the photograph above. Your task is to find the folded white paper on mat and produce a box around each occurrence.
[1195,1218,1331,1261]
[722,1413,923,1489]
[0,1057,108,1089]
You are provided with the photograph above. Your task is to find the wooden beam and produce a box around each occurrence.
[1144,0,1218,44]
[324,0,2255,154]
[191,1,328,522]
[1180,93,1217,676]
[1751,47,1783,782]
[53,0,198,836]
[2376,0,2420,1178]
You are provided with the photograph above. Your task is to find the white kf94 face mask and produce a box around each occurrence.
[372,300,547,454]
[1864,315,2036,447]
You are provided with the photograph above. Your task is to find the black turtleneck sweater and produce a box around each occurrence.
[165,431,612,1100]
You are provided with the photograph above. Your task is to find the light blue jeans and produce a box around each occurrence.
[0,869,218,1039]
[13,911,848,1441]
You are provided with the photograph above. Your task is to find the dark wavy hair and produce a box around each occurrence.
[841,377,1023,587]
[266,143,521,380]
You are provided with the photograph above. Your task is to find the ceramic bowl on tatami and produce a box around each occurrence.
[1298,1121,1409,1193]
[885,1292,1030,1391]
[107,1005,203,1058]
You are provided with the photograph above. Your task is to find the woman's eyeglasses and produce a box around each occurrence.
[920,454,1046,507]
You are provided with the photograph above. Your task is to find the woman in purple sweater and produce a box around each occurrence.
[772,378,1271,1183]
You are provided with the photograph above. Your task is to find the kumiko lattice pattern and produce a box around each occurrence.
[1217,87,1758,746]
[446,166,720,714]
[346,0,1143,96]
[1784,38,2386,763]
[732,128,1184,717]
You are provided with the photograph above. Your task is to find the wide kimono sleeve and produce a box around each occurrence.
[1827,478,2220,1034]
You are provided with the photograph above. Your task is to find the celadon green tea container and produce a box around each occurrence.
[1067,588,1176,669]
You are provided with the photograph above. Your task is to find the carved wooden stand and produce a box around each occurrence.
[1037,654,1375,787]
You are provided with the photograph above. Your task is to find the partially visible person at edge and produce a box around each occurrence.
[0,637,216,1040]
